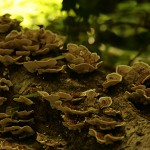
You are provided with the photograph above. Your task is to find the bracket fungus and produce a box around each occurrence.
[125,87,150,105]
[23,58,66,74]
[0,27,65,67]
[12,110,34,120]
[0,14,132,148]
[22,28,65,54]
[102,107,122,116]
[104,62,150,90]
[13,96,34,105]
[0,114,35,139]
[38,89,125,144]
[104,62,150,106]
[85,115,124,130]
[0,104,35,140]
[0,78,13,91]
[123,62,150,86]
[81,89,99,98]
[63,43,103,73]
[98,97,112,109]
[0,97,7,106]
[38,90,73,101]
[102,73,122,89]
[0,48,14,55]
[116,65,131,77]
[62,114,85,130]
[0,14,21,34]
[2,125,35,139]
[0,55,22,66]
[89,128,124,144]
[38,90,98,115]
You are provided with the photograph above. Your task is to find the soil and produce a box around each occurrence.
[1,64,150,150]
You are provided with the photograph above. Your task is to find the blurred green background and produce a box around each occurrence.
[0,0,150,67]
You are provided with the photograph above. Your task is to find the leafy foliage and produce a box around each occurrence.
[61,0,150,65]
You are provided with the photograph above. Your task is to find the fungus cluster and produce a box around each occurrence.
[125,85,150,105]
[63,43,103,73]
[0,96,35,140]
[0,76,35,140]
[103,62,150,89]
[23,43,103,74]
[0,78,13,91]
[0,14,21,34]
[0,77,12,105]
[0,22,103,74]
[0,14,106,148]
[0,28,65,66]
[1,14,150,148]
[38,89,125,144]
[103,62,150,105]
[23,58,66,74]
